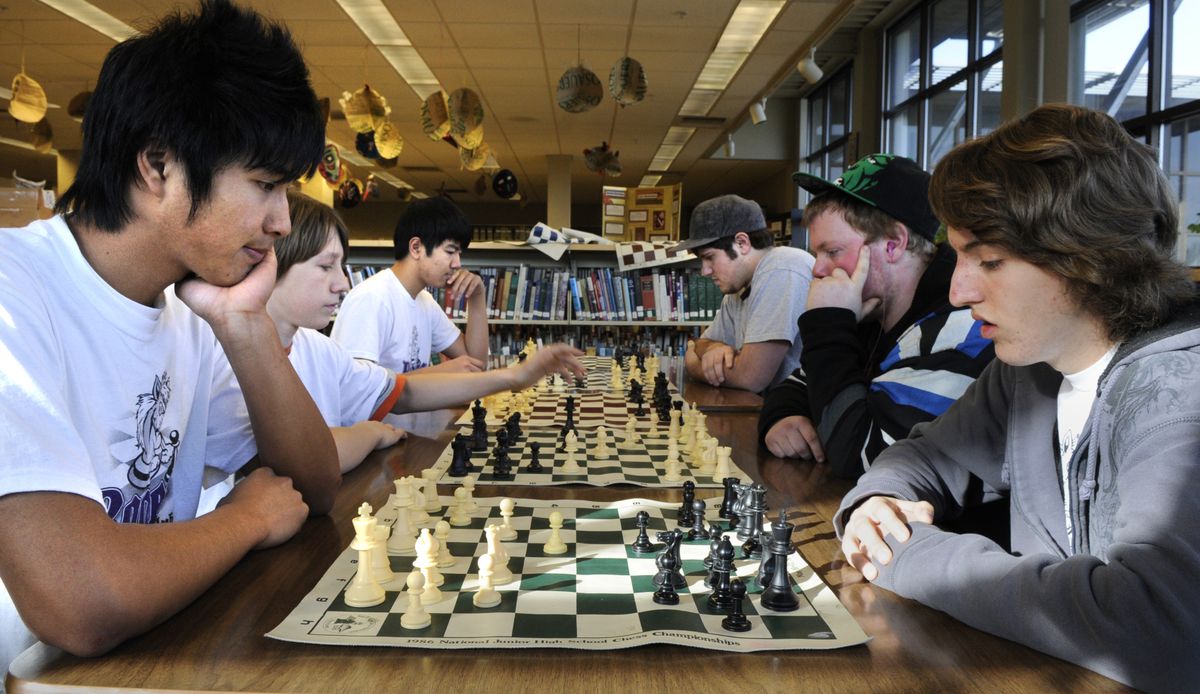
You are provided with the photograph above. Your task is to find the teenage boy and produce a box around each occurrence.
[837,104,1200,692]
[680,195,814,392]
[758,154,994,477]
[332,197,489,375]
[0,0,337,667]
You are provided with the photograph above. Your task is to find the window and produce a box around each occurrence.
[801,66,853,192]
[883,0,1003,168]
[1070,0,1200,233]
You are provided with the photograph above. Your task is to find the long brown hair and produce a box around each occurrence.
[930,103,1193,341]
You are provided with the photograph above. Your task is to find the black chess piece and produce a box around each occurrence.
[471,400,489,452]
[721,579,752,632]
[677,481,696,528]
[574,375,586,389]
[759,510,800,612]
[703,527,724,588]
[526,441,544,473]
[447,435,470,477]
[631,510,658,554]
[506,411,522,442]
[688,498,709,540]
[706,537,735,611]
[652,530,687,588]
[719,477,738,519]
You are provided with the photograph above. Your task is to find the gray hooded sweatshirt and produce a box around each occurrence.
[835,306,1200,693]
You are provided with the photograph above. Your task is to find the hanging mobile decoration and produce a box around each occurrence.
[609,57,647,107]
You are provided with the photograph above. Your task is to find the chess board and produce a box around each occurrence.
[430,426,747,488]
[455,390,681,429]
[268,496,869,652]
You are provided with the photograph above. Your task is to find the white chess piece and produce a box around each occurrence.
[472,554,502,608]
[647,418,659,438]
[414,529,444,603]
[371,524,395,584]
[345,503,385,608]
[663,455,684,483]
[434,520,455,568]
[462,477,478,512]
[564,430,579,453]
[498,498,518,541]
[699,436,718,475]
[387,504,416,553]
[714,445,734,480]
[484,525,514,584]
[668,408,681,441]
[448,487,472,527]
[391,477,415,511]
[594,426,610,457]
[561,446,583,475]
[544,510,568,555]
[400,570,432,629]
[420,469,442,514]
[621,418,639,448]
[408,476,430,525]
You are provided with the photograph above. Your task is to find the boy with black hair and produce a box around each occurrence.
[679,194,814,392]
[837,104,1200,692]
[332,196,490,375]
[0,0,336,665]
[758,154,994,477]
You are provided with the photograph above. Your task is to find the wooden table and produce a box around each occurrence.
[8,405,1131,692]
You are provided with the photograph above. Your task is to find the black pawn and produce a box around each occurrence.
[677,481,696,528]
[706,538,735,611]
[631,510,657,554]
[688,498,709,540]
[652,552,681,606]
[721,579,752,632]
[526,441,544,473]
[447,436,470,477]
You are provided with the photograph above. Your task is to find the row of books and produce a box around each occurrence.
[344,264,723,324]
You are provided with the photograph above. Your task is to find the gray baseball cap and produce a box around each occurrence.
[675,194,766,252]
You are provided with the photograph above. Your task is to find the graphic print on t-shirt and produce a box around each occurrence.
[104,371,179,523]
[401,325,427,373]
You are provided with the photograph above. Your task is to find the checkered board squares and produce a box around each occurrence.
[455,389,681,429]
[615,242,695,272]
[430,426,746,489]
[267,497,869,651]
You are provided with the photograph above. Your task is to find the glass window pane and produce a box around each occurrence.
[1071,0,1149,121]
[887,103,921,160]
[1167,116,1200,245]
[1168,0,1200,108]
[930,0,969,86]
[977,60,1003,135]
[829,72,848,139]
[928,82,968,165]
[809,92,826,152]
[887,11,922,108]
[829,144,845,181]
[978,0,1003,57]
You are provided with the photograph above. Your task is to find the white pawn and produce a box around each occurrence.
[714,445,734,480]
[663,450,684,482]
[621,418,639,448]
[561,446,583,475]
[647,417,659,438]
[420,469,442,514]
[387,504,416,553]
[498,498,518,541]
[434,520,455,568]
[484,525,513,584]
[400,570,432,629]
[345,503,385,608]
[594,426,611,457]
[695,410,708,437]
[462,477,478,512]
[414,529,444,602]
[544,510,568,555]
[472,554,502,608]
[449,487,472,527]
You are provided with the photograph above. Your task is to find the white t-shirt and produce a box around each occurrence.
[1056,344,1119,547]
[0,216,250,676]
[198,327,404,513]
[330,268,461,373]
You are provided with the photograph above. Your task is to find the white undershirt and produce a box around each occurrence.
[1055,345,1118,547]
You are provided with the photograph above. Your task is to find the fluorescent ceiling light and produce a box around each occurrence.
[36,0,135,42]
[335,146,374,167]
[410,191,429,199]
[337,0,443,99]
[640,175,662,187]
[646,0,783,176]
[373,171,414,189]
